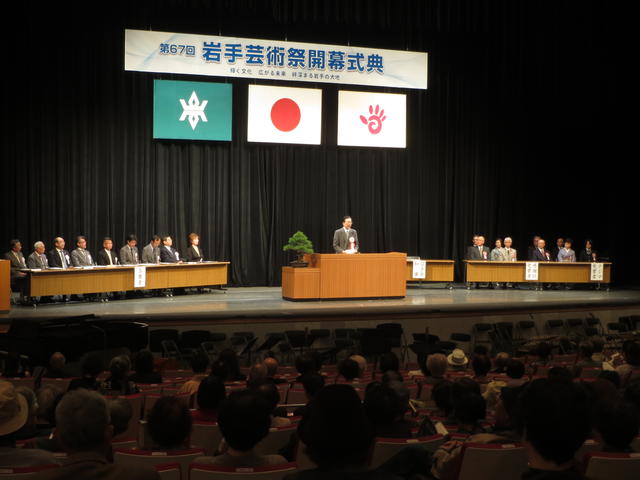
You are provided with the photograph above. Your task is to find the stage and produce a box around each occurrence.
[2,285,640,328]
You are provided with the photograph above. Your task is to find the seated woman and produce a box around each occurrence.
[128,350,162,385]
[578,239,597,262]
[191,376,226,422]
[147,396,192,450]
[184,232,204,262]
[490,238,507,261]
[99,355,139,396]
[557,238,576,262]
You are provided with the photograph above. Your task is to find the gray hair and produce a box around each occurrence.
[55,389,110,452]
[34,241,44,249]
[109,354,131,379]
[504,237,512,243]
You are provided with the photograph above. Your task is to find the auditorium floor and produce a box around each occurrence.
[3,284,640,328]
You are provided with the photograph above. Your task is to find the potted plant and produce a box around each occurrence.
[283,231,314,267]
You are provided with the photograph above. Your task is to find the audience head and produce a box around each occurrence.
[447,349,468,369]
[379,352,400,374]
[263,356,279,377]
[55,389,111,454]
[109,355,131,381]
[295,353,320,377]
[349,355,367,377]
[426,353,448,378]
[494,352,510,372]
[534,341,552,361]
[578,340,594,360]
[547,366,574,383]
[339,358,361,381]
[432,380,454,416]
[299,384,373,468]
[0,381,29,440]
[506,359,525,380]
[453,392,486,427]
[300,372,325,400]
[133,350,155,376]
[190,352,209,374]
[595,400,640,452]
[517,379,590,468]
[49,352,66,372]
[107,398,132,437]
[471,355,492,378]
[197,376,226,411]
[147,396,192,449]
[14,386,38,428]
[218,349,242,378]
[218,390,271,452]
[209,359,229,382]
[364,383,406,431]
[247,362,268,387]
[36,384,64,426]
[251,380,281,412]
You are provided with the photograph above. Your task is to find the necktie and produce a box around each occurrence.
[60,250,66,268]
[107,250,113,265]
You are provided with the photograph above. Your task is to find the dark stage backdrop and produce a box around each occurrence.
[1,0,626,286]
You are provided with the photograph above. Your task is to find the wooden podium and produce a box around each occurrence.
[0,260,10,313]
[282,253,407,300]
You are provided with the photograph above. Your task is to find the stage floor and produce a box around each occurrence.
[3,284,640,327]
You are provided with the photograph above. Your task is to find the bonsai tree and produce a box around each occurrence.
[283,231,314,265]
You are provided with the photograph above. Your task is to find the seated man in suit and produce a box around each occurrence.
[184,232,204,262]
[119,234,139,265]
[70,235,95,267]
[333,216,359,254]
[47,237,71,269]
[142,235,161,264]
[97,237,119,266]
[527,235,541,260]
[532,238,552,261]
[503,237,517,261]
[27,241,49,269]
[160,235,182,263]
[551,237,564,263]
[3,239,28,304]
[465,235,490,261]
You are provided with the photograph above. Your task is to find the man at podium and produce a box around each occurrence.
[333,216,359,254]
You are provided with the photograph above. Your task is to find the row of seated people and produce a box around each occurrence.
[2,342,640,479]
[466,235,600,263]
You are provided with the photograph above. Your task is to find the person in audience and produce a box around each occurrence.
[42,352,71,378]
[378,352,401,379]
[178,352,209,396]
[0,381,59,467]
[504,359,528,387]
[430,380,455,422]
[484,359,526,410]
[128,350,162,384]
[293,372,325,417]
[100,355,138,395]
[420,353,448,385]
[119,234,140,264]
[517,378,590,479]
[251,380,290,427]
[295,352,321,381]
[616,341,640,386]
[184,232,204,262]
[446,349,468,371]
[557,238,576,262]
[578,239,597,262]
[528,341,553,376]
[35,385,64,435]
[107,397,133,439]
[573,340,600,377]
[209,359,230,382]
[597,370,621,389]
[491,351,510,374]
[13,386,39,440]
[141,235,161,264]
[452,389,486,434]
[70,235,95,267]
[292,384,396,479]
[247,362,269,387]
[96,237,119,266]
[39,389,159,480]
[349,355,368,379]
[624,378,640,410]
[338,358,361,382]
[217,349,246,382]
[364,382,413,438]
[147,396,192,450]
[68,353,104,391]
[470,354,492,385]
[264,356,288,384]
[193,389,287,467]
[191,375,226,422]
[160,235,182,263]
[547,366,574,383]
[27,241,49,269]
[594,400,640,452]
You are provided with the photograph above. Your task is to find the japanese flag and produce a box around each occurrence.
[247,85,322,145]
[337,90,406,148]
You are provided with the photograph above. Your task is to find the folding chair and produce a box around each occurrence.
[113,448,205,480]
[583,451,640,480]
[190,422,222,455]
[40,377,77,392]
[254,425,297,455]
[155,462,182,480]
[189,462,298,480]
[150,329,180,353]
[457,442,528,480]
[369,435,446,468]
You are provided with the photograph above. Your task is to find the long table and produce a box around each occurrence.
[24,262,229,297]
[282,252,406,300]
[464,260,612,289]
[406,259,455,287]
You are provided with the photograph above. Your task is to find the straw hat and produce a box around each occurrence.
[447,349,469,367]
[0,381,29,436]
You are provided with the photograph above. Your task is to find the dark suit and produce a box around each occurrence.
[465,245,490,260]
[48,248,71,268]
[3,251,27,278]
[184,245,204,262]
[532,248,552,261]
[97,249,119,266]
[160,245,181,263]
[333,228,359,253]
[578,249,597,262]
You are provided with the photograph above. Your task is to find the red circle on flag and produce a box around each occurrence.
[270,98,301,132]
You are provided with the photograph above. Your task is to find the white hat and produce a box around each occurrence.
[447,349,468,366]
[0,381,29,436]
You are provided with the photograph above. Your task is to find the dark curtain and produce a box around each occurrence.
[2,0,625,286]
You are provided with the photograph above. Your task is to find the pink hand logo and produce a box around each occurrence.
[360,105,386,134]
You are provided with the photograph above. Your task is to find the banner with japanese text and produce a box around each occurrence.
[125,29,428,90]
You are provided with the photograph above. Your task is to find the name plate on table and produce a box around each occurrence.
[525,262,539,281]
[134,266,147,288]
[412,259,426,279]
[590,263,604,281]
